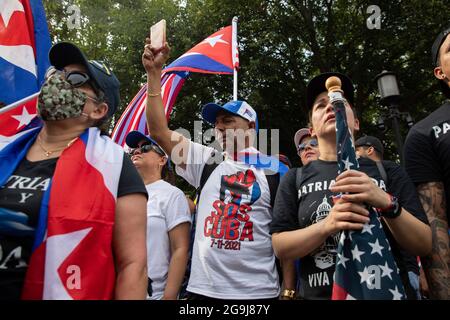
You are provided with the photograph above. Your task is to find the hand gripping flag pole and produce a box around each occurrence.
[327,77,406,300]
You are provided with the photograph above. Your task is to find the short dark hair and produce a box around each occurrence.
[357,145,382,159]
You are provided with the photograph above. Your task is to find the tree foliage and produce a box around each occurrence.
[42,0,449,168]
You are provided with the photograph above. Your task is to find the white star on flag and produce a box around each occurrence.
[368,238,384,257]
[342,157,354,170]
[351,244,365,262]
[358,266,375,287]
[0,0,24,28]
[12,107,37,129]
[389,286,403,300]
[379,261,394,280]
[336,251,349,268]
[43,228,92,299]
[201,34,228,47]
[339,232,345,246]
[361,222,375,235]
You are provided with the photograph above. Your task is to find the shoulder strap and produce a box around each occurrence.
[265,172,280,208]
[295,167,303,191]
[196,152,224,201]
[375,160,388,186]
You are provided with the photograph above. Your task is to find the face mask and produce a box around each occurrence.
[37,73,87,121]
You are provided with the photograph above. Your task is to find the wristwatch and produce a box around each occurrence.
[378,193,401,219]
[281,289,296,300]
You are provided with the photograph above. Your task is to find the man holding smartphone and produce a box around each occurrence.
[140,38,282,300]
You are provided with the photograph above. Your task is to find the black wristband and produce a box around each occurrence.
[378,194,401,219]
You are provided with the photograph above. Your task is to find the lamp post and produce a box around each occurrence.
[375,70,411,165]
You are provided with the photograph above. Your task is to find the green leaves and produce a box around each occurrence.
[42,0,449,166]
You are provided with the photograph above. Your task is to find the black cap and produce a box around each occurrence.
[125,131,167,157]
[431,26,450,67]
[306,72,355,110]
[355,135,384,155]
[49,42,120,117]
[431,26,450,98]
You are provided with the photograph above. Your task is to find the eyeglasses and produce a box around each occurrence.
[298,139,318,153]
[45,67,104,102]
[129,143,165,157]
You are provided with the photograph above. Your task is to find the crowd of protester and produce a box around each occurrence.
[0,25,449,300]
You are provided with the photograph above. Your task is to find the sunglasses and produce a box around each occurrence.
[129,143,165,157]
[298,139,318,153]
[45,67,104,102]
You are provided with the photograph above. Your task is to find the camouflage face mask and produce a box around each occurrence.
[37,72,87,121]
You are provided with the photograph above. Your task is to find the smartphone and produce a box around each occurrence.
[150,19,166,51]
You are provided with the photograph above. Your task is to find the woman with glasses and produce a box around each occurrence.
[0,43,148,300]
[294,128,320,166]
[125,131,191,300]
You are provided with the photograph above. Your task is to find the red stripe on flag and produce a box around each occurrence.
[331,283,348,300]
[111,73,187,147]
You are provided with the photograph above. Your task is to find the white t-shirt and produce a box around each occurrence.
[145,179,191,300]
[176,141,280,299]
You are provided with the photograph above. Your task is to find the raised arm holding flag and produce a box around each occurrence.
[111,18,240,147]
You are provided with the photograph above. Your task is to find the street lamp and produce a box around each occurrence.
[376,71,400,104]
[375,70,413,165]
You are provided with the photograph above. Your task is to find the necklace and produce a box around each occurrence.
[37,134,78,157]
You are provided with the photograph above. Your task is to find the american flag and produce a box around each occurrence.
[330,94,406,300]
[111,71,188,147]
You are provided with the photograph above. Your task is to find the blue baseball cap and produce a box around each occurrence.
[125,131,167,156]
[49,42,120,118]
[201,100,259,131]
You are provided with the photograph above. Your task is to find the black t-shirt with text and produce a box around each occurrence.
[404,101,450,222]
[0,154,147,300]
[270,157,428,300]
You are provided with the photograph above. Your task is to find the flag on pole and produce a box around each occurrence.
[330,93,406,300]
[164,25,238,74]
[112,23,240,146]
[111,71,188,147]
[0,0,51,105]
[0,93,40,138]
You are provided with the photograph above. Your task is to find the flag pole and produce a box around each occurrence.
[232,16,239,101]
[0,92,39,115]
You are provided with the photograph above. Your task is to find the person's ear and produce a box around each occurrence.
[434,66,446,81]
[90,102,108,120]
[354,118,360,132]
[248,121,256,130]
[367,146,374,156]
[159,155,168,167]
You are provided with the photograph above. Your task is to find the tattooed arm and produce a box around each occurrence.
[417,182,450,299]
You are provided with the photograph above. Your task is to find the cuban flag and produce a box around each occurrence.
[330,92,405,300]
[0,93,40,138]
[112,24,239,147]
[0,127,122,299]
[111,71,188,147]
[164,25,238,74]
[0,0,51,105]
